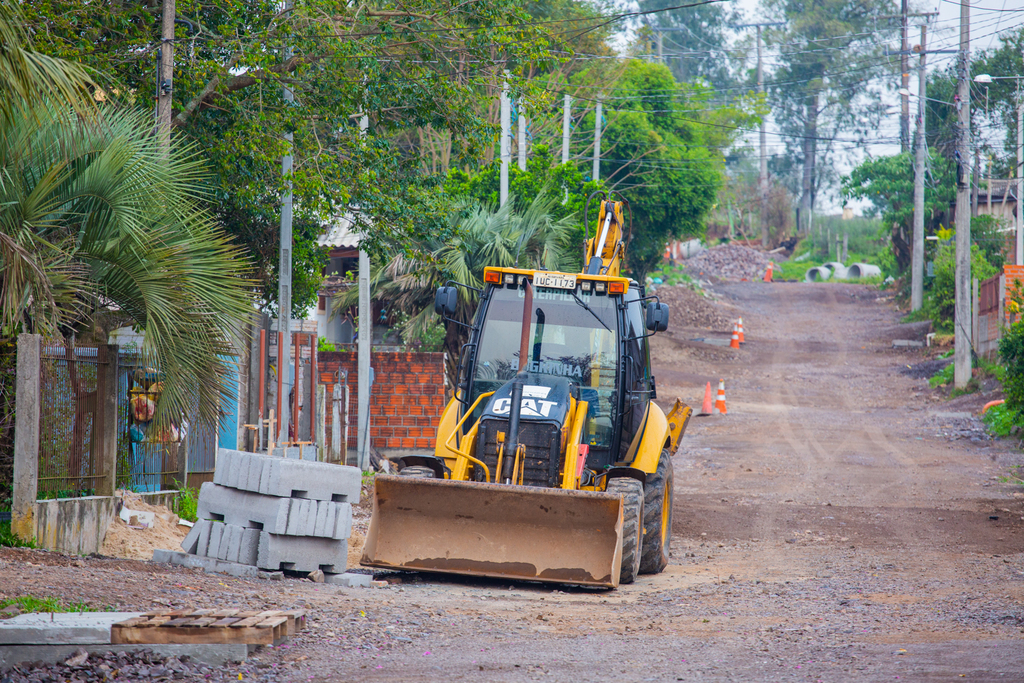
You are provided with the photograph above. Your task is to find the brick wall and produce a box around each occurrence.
[318,351,445,453]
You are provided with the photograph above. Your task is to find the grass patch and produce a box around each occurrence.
[0,596,93,613]
[174,488,198,523]
[649,263,701,289]
[0,521,36,548]
[982,402,1015,438]
[929,363,954,388]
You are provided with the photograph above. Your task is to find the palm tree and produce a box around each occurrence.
[0,3,252,430]
[334,194,575,386]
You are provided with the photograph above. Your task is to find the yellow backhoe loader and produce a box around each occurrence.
[361,191,693,588]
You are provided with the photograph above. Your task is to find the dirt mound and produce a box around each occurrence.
[99,490,187,561]
[683,244,771,281]
[654,284,733,331]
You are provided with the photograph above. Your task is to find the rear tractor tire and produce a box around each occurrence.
[606,477,644,584]
[399,465,436,478]
[639,448,674,574]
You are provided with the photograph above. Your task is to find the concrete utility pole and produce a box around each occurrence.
[357,114,372,471]
[277,0,294,444]
[593,97,603,182]
[157,0,175,149]
[900,0,910,152]
[1018,77,1023,265]
[911,24,928,312]
[561,95,572,165]
[518,106,527,171]
[757,25,768,246]
[500,77,510,207]
[954,0,972,389]
[657,31,664,63]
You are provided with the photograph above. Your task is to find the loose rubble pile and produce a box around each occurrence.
[653,285,733,331]
[683,244,772,281]
[3,649,212,682]
[179,449,361,580]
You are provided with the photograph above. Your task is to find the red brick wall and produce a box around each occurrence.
[318,351,445,452]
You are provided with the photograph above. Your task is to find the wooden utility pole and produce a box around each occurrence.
[157,0,175,149]
[954,0,972,389]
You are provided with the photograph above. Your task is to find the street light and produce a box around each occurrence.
[972,73,1024,265]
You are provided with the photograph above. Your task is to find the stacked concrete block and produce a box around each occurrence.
[182,448,361,577]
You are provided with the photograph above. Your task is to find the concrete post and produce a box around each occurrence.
[911,24,928,311]
[12,334,41,542]
[593,97,602,182]
[96,344,119,497]
[972,277,980,353]
[315,383,326,461]
[500,76,510,207]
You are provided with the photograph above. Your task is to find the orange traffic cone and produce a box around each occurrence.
[730,323,740,349]
[699,381,713,415]
[737,317,745,343]
[713,379,727,415]
[763,262,774,282]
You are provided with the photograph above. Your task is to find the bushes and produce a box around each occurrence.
[999,320,1024,427]
[925,243,998,333]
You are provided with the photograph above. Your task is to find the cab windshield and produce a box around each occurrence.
[471,284,619,449]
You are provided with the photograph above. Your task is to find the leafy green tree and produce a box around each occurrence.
[841,151,955,272]
[335,194,574,385]
[23,0,572,316]
[764,0,889,226]
[635,0,739,89]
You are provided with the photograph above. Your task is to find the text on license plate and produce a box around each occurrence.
[534,273,577,290]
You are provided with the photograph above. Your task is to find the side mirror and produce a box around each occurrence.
[434,286,458,317]
[645,302,669,332]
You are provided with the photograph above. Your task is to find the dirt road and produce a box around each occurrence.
[3,281,1022,682]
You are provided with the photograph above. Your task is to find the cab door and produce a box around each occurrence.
[616,288,652,461]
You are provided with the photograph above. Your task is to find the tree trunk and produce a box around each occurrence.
[800,94,819,233]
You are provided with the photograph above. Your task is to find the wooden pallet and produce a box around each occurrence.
[111,609,307,645]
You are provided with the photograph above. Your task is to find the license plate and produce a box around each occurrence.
[534,273,577,290]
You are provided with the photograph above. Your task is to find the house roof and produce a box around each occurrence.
[316,211,363,249]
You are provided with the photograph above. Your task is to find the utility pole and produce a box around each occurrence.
[500,76,510,207]
[1018,76,1023,265]
[593,97,602,182]
[954,0,972,389]
[757,25,768,246]
[518,106,527,171]
[277,0,294,445]
[911,24,928,312]
[900,0,910,152]
[356,114,371,471]
[657,31,664,63]
[561,95,571,165]
[157,0,175,149]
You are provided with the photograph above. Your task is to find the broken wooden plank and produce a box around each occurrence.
[111,626,274,646]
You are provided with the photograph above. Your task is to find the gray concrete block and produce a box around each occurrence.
[324,572,372,588]
[256,533,347,573]
[333,504,352,540]
[313,502,328,537]
[196,484,350,540]
[207,521,225,560]
[0,612,143,645]
[216,449,358,502]
[239,528,260,566]
[152,549,260,578]
[221,524,243,562]
[180,520,202,554]
[196,518,212,556]
[0,643,248,668]
[256,456,361,503]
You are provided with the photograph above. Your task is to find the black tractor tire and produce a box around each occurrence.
[398,465,436,478]
[606,477,644,585]
[640,448,674,574]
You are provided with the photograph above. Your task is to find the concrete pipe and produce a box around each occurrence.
[846,263,882,279]
[822,262,848,279]
[804,266,832,282]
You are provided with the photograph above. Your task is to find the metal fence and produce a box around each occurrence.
[115,348,215,492]
[38,343,103,498]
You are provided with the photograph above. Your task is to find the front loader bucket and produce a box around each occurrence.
[361,475,624,588]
